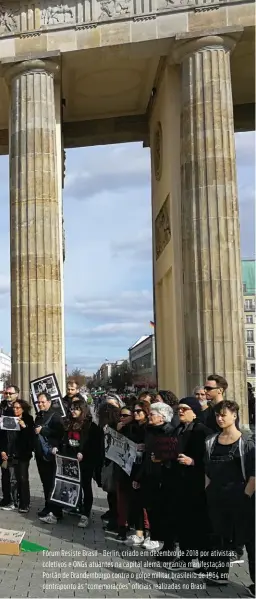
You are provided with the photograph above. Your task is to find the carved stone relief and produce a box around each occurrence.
[165,0,193,5]
[0,3,19,33]
[155,195,171,260]
[97,0,132,20]
[41,3,75,25]
[153,121,162,182]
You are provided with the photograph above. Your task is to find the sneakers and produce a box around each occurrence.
[78,515,89,528]
[125,534,144,546]
[143,539,161,551]
[39,512,57,524]
[19,507,29,513]
[2,504,16,511]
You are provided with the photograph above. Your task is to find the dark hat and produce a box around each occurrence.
[179,396,202,418]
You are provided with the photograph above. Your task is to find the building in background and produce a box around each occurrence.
[94,361,114,388]
[129,334,156,390]
[242,259,255,390]
[0,349,11,392]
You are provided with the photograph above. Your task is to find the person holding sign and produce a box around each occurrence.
[0,399,34,512]
[62,399,102,528]
[35,393,64,524]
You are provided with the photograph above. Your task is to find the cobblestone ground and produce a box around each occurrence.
[0,462,252,599]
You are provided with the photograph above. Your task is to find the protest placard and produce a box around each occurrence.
[104,426,137,476]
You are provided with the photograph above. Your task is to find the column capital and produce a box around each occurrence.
[173,32,240,64]
[3,58,60,85]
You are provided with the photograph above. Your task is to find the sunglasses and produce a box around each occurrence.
[178,406,192,412]
[134,409,144,414]
[204,386,219,391]
[70,408,81,412]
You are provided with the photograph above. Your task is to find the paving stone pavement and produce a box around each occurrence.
[0,462,252,599]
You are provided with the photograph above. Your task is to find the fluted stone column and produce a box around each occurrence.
[5,59,64,401]
[175,35,247,422]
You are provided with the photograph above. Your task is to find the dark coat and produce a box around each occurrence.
[34,407,64,453]
[61,420,102,472]
[135,421,174,483]
[0,401,14,417]
[0,412,34,461]
[162,419,212,497]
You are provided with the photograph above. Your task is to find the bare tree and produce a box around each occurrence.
[0,371,12,389]
[67,368,87,388]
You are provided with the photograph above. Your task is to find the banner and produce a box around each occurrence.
[104,426,137,476]
[30,373,66,418]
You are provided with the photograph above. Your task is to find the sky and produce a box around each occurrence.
[0,131,255,374]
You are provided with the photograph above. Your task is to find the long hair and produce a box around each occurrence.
[98,402,121,428]
[64,399,92,432]
[14,399,31,414]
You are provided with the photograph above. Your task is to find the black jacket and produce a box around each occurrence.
[61,420,102,471]
[162,420,212,495]
[0,400,14,417]
[34,408,64,453]
[0,412,34,461]
[135,421,174,482]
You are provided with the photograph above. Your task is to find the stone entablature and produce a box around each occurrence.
[0,0,253,35]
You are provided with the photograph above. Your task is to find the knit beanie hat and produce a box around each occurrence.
[179,396,202,418]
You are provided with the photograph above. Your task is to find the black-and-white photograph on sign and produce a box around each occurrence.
[30,374,59,402]
[56,455,80,482]
[51,397,66,418]
[104,426,137,476]
[30,373,66,418]
[0,416,20,431]
[51,479,80,507]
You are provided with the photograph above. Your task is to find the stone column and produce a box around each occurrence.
[5,59,64,401]
[174,35,247,422]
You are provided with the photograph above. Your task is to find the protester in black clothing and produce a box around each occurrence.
[62,399,102,528]
[126,400,150,546]
[201,374,240,432]
[0,385,19,417]
[158,397,212,567]
[0,399,34,512]
[0,385,20,508]
[62,379,86,415]
[34,392,64,524]
[115,406,135,540]
[205,400,255,595]
[98,401,121,530]
[135,402,174,551]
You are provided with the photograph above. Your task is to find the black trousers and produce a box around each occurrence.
[1,466,12,505]
[36,457,62,517]
[107,492,117,525]
[81,466,93,518]
[9,461,30,509]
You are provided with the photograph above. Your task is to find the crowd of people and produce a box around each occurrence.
[0,376,255,596]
